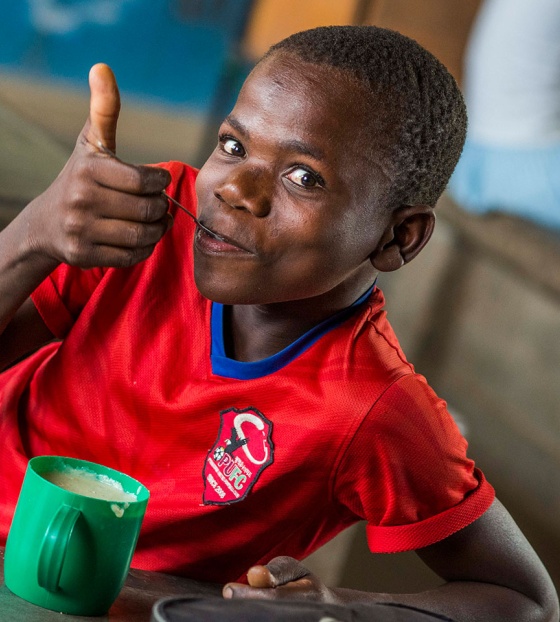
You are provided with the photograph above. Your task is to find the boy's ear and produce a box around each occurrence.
[370,205,435,272]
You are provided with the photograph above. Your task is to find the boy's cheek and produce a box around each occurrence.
[194,165,215,204]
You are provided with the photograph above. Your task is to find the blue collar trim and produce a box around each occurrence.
[210,284,375,380]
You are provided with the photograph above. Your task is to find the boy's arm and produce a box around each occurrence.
[223,499,559,622]
[0,63,172,369]
[0,298,54,371]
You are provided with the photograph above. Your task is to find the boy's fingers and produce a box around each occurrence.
[223,578,317,601]
[264,556,311,586]
[222,558,314,600]
[247,565,277,588]
[88,215,172,250]
[88,158,172,196]
[86,63,121,152]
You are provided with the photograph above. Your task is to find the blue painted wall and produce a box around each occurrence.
[0,0,253,111]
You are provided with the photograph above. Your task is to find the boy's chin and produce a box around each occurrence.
[194,276,302,307]
[194,278,262,306]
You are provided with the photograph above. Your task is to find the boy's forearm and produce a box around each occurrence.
[0,204,59,336]
[0,185,86,370]
[331,582,559,622]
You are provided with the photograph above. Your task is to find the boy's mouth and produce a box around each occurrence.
[195,226,254,254]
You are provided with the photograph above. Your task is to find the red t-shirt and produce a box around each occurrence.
[0,162,494,583]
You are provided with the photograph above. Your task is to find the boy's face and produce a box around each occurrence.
[194,52,393,306]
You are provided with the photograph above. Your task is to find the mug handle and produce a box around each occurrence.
[37,505,81,592]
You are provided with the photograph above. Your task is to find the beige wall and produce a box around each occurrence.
[244,0,482,82]
[370,0,481,82]
[244,0,359,60]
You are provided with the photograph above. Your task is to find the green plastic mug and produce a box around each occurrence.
[4,455,149,616]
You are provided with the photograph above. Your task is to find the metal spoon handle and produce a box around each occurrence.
[95,141,223,240]
[161,191,220,239]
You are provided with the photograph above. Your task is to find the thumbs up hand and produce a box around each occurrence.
[25,64,173,269]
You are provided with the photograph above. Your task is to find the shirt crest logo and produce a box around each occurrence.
[203,407,274,505]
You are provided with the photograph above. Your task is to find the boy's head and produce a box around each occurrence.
[194,26,467,308]
[265,25,467,211]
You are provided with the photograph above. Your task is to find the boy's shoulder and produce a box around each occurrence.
[358,288,415,376]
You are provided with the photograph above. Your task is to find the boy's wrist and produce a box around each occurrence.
[6,201,61,276]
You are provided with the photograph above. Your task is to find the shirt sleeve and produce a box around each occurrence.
[31,264,106,339]
[333,373,495,552]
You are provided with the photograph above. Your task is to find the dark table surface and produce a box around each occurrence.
[0,547,222,621]
[1,547,452,622]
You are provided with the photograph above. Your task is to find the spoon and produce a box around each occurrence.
[96,141,227,242]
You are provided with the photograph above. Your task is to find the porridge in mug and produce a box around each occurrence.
[42,467,137,502]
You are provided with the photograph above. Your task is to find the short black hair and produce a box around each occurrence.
[265,25,467,209]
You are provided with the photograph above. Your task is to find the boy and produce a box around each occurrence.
[0,25,558,621]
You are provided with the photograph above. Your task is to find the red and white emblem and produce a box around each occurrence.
[203,407,274,505]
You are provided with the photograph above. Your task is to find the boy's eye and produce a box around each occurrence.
[222,137,245,157]
[285,167,323,189]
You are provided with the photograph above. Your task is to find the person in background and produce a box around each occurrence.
[448,0,560,230]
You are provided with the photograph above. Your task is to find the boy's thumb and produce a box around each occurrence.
[85,63,121,152]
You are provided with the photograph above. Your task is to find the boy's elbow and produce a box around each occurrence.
[532,579,559,622]
[517,541,559,622]
[419,498,559,622]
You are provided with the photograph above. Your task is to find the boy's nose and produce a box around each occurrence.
[214,165,271,217]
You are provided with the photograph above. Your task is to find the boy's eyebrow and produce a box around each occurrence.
[223,114,247,137]
[223,115,326,161]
